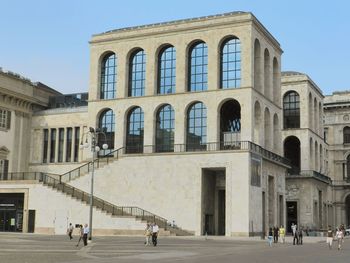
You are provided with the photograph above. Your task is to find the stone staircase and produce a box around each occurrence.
[2,169,192,236]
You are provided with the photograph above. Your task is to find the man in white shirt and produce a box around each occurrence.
[151,223,159,246]
[83,224,89,246]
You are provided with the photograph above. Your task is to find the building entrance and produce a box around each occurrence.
[202,168,226,236]
[0,193,24,232]
[286,201,298,233]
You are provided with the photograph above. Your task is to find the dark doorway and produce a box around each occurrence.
[284,136,301,174]
[262,191,266,238]
[28,210,36,233]
[202,168,226,235]
[286,201,298,233]
[218,190,226,235]
[0,193,24,232]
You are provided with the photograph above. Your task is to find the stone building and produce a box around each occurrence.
[0,11,348,236]
[324,91,350,227]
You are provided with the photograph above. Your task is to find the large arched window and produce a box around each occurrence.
[98,109,115,155]
[220,37,241,89]
[284,136,301,174]
[188,42,208,92]
[100,53,116,99]
[156,104,175,152]
[283,91,300,129]
[344,127,350,143]
[187,102,207,150]
[158,46,176,94]
[126,107,144,153]
[220,99,241,148]
[129,50,146,97]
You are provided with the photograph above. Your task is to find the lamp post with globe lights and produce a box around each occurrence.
[80,127,108,240]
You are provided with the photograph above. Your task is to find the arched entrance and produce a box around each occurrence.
[346,195,350,227]
[220,99,241,149]
[284,136,301,174]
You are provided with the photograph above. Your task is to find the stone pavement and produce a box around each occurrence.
[0,233,349,263]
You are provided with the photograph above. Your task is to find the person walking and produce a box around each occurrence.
[67,223,74,240]
[336,227,344,250]
[151,222,159,246]
[292,223,298,245]
[298,227,303,245]
[76,225,84,247]
[279,225,285,244]
[267,227,273,247]
[144,223,152,246]
[83,224,89,246]
[326,225,334,250]
[273,226,279,243]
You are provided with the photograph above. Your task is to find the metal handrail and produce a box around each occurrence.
[60,147,124,182]
[125,141,290,166]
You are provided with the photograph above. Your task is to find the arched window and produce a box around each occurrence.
[254,39,262,93]
[284,136,301,174]
[100,53,116,99]
[187,102,207,150]
[220,99,241,148]
[129,50,146,97]
[156,104,175,152]
[158,46,176,94]
[344,127,350,143]
[283,91,300,129]
[220,37,241,89]
[188,42,208,92]
[126,107,144,153]
[98,109,115,155]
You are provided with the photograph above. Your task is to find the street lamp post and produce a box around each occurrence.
[80,127,108,240]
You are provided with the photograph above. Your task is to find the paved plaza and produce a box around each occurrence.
[0,233,349,263]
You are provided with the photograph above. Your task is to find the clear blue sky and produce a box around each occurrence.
[0,0,349,95]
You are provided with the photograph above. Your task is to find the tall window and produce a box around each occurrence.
[43,129,48,163]
[156,105,175,152]
[58,128,64,162]
[100,53,116,99]
[344,127,350,144]
[188,42,208,92]
[0,109,11,129]
[220,37,241,89]
[129,50,146,97]
[283,91,300,129]
[347,155,350,179]
[158,46,176,94]
[187,102,207,150]
[50,129,56,163]
[66,128,72,162]
[98,109,115,155]
[74,127,80,162]
[126,107,144,153]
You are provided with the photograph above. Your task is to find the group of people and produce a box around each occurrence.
[267,225,286,246]
[326,225,345,250]
[291,223,303,245]
[144,222,160,246]
[67,223,90,247]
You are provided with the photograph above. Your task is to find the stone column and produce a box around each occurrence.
[174,42,187,94]
[62,127,67,162]
[207,39,219,91]
[145,46,156,96]
[71,128,76,162]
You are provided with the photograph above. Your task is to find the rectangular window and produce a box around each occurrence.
[0,160,9,180]
[43,129,48,163]
[66,128,72,162]
[50,129,56,163]
[58,128,64,163]
[0,109,11,129]
[74,127,80,162]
